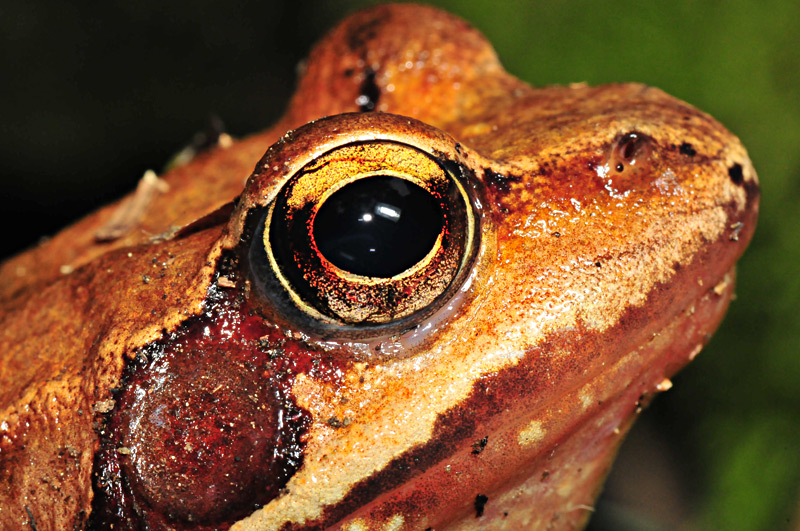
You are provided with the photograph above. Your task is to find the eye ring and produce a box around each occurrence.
[249,141,478,332]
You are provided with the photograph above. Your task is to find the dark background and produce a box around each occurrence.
[2,1,798,529]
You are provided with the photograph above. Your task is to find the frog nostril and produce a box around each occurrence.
[605,131,654,179]
[617,132,651,162]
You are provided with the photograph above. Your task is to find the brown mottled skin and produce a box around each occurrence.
[0,4,758,531]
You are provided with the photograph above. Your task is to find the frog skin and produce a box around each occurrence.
[0,4,758,531]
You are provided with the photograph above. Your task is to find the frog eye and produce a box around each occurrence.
[248,141,478,334]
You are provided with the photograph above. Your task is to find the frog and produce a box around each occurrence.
[0,4,759,530]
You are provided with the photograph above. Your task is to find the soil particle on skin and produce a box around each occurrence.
[474,494,489,517]
[471,436,488,454]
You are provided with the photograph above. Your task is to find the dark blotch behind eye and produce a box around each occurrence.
[728,163,744,185]
[314,176,442,278]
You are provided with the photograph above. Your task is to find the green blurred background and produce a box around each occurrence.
[1,1,797,529]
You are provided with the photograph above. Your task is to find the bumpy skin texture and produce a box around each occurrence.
[0,4,758,531]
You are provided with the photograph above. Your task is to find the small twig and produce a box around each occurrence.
[25,505,38,531]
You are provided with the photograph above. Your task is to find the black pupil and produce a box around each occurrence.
[313,176,443,278]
